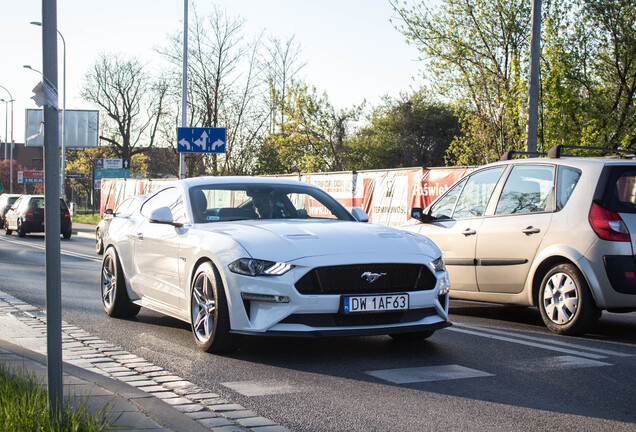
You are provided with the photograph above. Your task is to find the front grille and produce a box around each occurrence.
[280,307,438,327]
[294,263,437,295]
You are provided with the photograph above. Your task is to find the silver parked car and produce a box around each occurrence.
[95,195,146,254]
[101,176,451,352]
[402,145,636,335]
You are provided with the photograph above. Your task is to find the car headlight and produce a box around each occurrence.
[431,256,446,272]
[228,258,293,276]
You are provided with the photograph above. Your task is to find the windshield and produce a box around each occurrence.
[189,183,354,223]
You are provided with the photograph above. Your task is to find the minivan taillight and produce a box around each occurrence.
[589,202,630,242]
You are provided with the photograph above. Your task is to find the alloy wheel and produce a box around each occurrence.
[191,273,216,343]
[102,254,116,310]
[542,271,579,325]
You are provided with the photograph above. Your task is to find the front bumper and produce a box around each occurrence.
[223,254,452,337]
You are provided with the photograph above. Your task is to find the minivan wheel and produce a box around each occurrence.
[190,262,241,353]
[538,263,600,336]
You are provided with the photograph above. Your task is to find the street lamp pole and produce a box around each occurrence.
[31,21,66,200]
[1,99,7,160]
[0,85,14,192]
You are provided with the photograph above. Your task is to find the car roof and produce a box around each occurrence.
[484,156,636,171]
[181,176,308,188]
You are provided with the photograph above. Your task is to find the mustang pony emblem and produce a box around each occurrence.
[361,271,387,283]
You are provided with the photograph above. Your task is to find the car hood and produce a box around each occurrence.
[196,220,439,263]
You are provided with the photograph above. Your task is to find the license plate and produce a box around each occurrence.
[343,294,409,313]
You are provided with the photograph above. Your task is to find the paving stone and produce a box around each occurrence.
[250,426,291,432]
[186,410,219,420]
[135,365,164,373]
[208,403,246,412]
[152,375,183,383]
[185,391,220,400]
[162,397,192,405]
[162,380,195,389]
[223,410,259,420]
[235,417,277,428]
[137,385,167,393]
[173,403,205,413]
[198,417,236,428]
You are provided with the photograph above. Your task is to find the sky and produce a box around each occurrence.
[0,0,422,144]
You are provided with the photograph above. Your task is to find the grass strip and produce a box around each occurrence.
[0,362,117,431]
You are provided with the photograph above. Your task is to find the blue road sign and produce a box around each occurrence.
[177,127,226,153]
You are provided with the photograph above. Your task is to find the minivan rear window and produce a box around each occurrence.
[603,167,636,214]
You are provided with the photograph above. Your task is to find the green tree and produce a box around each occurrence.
[349,92,460,170]
[65,147,149,206]
[0,159,24,194]
[391,0,530,165]
[255,81,361,174]
[541,0,636,149]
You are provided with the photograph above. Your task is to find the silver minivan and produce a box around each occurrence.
[402,145,636,335]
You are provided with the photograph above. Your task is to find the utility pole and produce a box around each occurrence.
[525,0,542,153]
[41,1,64,421]
[179,0,188,179]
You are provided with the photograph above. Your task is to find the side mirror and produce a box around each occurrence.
[351,207,369,223]
[410,207,433,223]
[149,206,183,227]
[104,208,114,216]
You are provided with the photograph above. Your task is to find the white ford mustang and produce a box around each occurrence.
[101,176,451,352]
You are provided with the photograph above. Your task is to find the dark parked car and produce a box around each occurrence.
[4,195,72,239]
[0,194,21,229]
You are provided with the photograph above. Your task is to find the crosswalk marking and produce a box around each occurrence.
[447,326,609,359]
[366,365,493,384]
[511,355,612,371]
[451,323,632,358]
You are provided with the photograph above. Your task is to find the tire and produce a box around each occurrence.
[95,229,104,254]
[389,331,435,342]
[190,262,242,353]
[4,221,11,235]
[101,248,141,318]
[63,228,72,240]
[17,220,26,238]
[538,263,600,336]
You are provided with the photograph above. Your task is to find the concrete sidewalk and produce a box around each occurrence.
[0,277,287,431]
[0,338,210,432]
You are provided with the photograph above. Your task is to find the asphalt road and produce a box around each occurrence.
[1,231,635,431]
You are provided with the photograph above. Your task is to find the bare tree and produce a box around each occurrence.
[81,53,168,160]
[264,35,306,134]
[158,5,271,175]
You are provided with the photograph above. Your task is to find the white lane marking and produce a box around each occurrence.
[366,365,493,384]
[0,237,101,262]
[221,380,305,397]
[447,326,608,359]
[512,355,612,371]
[453,323,632,358]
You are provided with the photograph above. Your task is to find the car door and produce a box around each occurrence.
[475,164,555,294]
[418,167,506,292]
[132,187,188,308]
[5,196,23,230]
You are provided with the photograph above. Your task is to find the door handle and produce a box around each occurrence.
[462,228,477,236]
[521,226,540,235]
[136,232,143,240]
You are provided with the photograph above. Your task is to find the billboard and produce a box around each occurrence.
[25,109,99,148]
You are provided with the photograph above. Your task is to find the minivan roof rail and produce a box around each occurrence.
[548,145,635,159]
[500,150,547,161]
